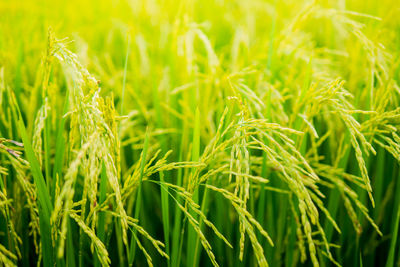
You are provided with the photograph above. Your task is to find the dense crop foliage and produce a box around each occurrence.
[0,0,400,266]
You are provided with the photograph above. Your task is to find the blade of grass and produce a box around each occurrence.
[325,132,351,242]
[52,89,69,200]
[44,110,51,189]
[17,114,53,221]
[373,148,387,219]
[171,132,186,267]
[160,171,171,266]
[192,181,210,267]
[385,171,400,267]
[94,162,108,267]
[187,107,200,267]
[17,116,54,266]
[129,127,150,266]
[66,218,76,267]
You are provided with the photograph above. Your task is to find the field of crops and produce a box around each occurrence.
[0,0,399,266]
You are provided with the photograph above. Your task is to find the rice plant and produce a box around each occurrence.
[0,0,400,266]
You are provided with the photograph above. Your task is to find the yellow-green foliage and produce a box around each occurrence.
[0,0,400,267]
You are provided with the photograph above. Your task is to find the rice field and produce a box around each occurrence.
[0,0,400,266]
